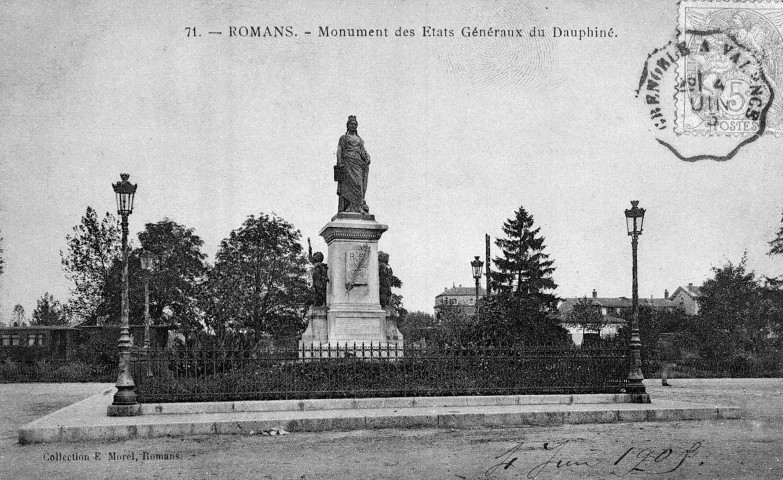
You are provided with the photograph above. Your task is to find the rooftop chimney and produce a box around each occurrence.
[592,289,597,298]
[688,283,693,287]
[665,289,669,299]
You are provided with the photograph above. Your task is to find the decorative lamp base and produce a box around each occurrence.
[107,403,141,417]
[112,386,138,406]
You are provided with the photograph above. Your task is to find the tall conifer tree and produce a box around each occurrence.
[490,206,558,312]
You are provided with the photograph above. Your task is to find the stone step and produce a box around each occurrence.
[18,388,740,444]
[140,393,645,415]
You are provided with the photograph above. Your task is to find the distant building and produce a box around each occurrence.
[0,324,173,361]
[0,326,78,359]
[434,284,487,317]
[558,289,678,346]
[668,283,702,315]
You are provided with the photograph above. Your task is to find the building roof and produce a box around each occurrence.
[435,286,487,298]
[557,300,628,325]
[678,284,702,298]
[558,296,678,316]
[558,297,631,312]
[639,297,679,308]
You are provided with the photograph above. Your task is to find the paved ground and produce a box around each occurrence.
[1,379,782,479]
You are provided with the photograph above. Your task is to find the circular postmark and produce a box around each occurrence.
[636,2,783,161]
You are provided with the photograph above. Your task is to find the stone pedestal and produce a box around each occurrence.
[384,306,403,341]
[299,306,328,344]
[299,212,403,357]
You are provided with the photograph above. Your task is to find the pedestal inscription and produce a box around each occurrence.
[336,318,381,340]
[345,244,371,291]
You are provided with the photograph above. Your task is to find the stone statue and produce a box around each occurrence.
[308,238,328,307]
[378,251,393,308]
[335,115,371,214]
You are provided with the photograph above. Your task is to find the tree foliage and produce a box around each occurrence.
[397,310,437,343]
[612,305,691,366]
[683,255,781,358]
[139,219,210,330]
[476,295,570,346]
[490,206,558,311]
[769,210,783,257]
[12,304,26,326]
[96,219,210,331]
[565,297,607,335]
[203,213,309,337]
[378,251,405,316]
[31,292,67,326]
[474,205,567,346]
[435,302,479,347]
[60,206,121,323]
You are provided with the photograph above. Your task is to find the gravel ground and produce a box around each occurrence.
[1,379,781,479]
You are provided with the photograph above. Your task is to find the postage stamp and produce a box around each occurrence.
[676,0,783,136]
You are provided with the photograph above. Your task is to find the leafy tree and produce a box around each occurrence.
[476,295,570,346]
[95,254,143,326]
[565,297,607,338]
[490,206,558,312]
[203,213,309,337]
[12,304,26,326]
[435,302,478,347]
[759,277,783,343]
[60,206,121,324]
[688,255,772,357]
[97,219,209,332]
[397,310,437,343]
[139,219,209,329]
[768,210,783,257]
[614,305,692,371]
[31,292,67,326]
[767,216,783,331]
[378,251,406,316]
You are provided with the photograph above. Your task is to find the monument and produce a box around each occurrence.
[299,116,403,356]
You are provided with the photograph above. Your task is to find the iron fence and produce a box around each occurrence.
[132,343,630,403]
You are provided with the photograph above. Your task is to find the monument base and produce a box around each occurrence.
[299,305,404,358]
[299,213,403,358]
[299,306,328,345]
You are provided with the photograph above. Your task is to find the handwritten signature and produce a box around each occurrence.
[482,439,703,479]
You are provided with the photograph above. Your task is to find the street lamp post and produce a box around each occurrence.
[624,200,648,399]
[139,249,156,378]
[471,256,484,306]
[485,234,492,296]
[112,173,138,408]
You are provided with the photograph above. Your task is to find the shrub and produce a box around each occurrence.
[73,329,118,365]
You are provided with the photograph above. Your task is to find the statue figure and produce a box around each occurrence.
[378,251,393,308]
[308,238,328,307]
[335,115,371,214]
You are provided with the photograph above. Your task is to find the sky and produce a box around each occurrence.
[1,0,783,322]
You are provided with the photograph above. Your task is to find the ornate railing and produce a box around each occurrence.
[132,343,630,403]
